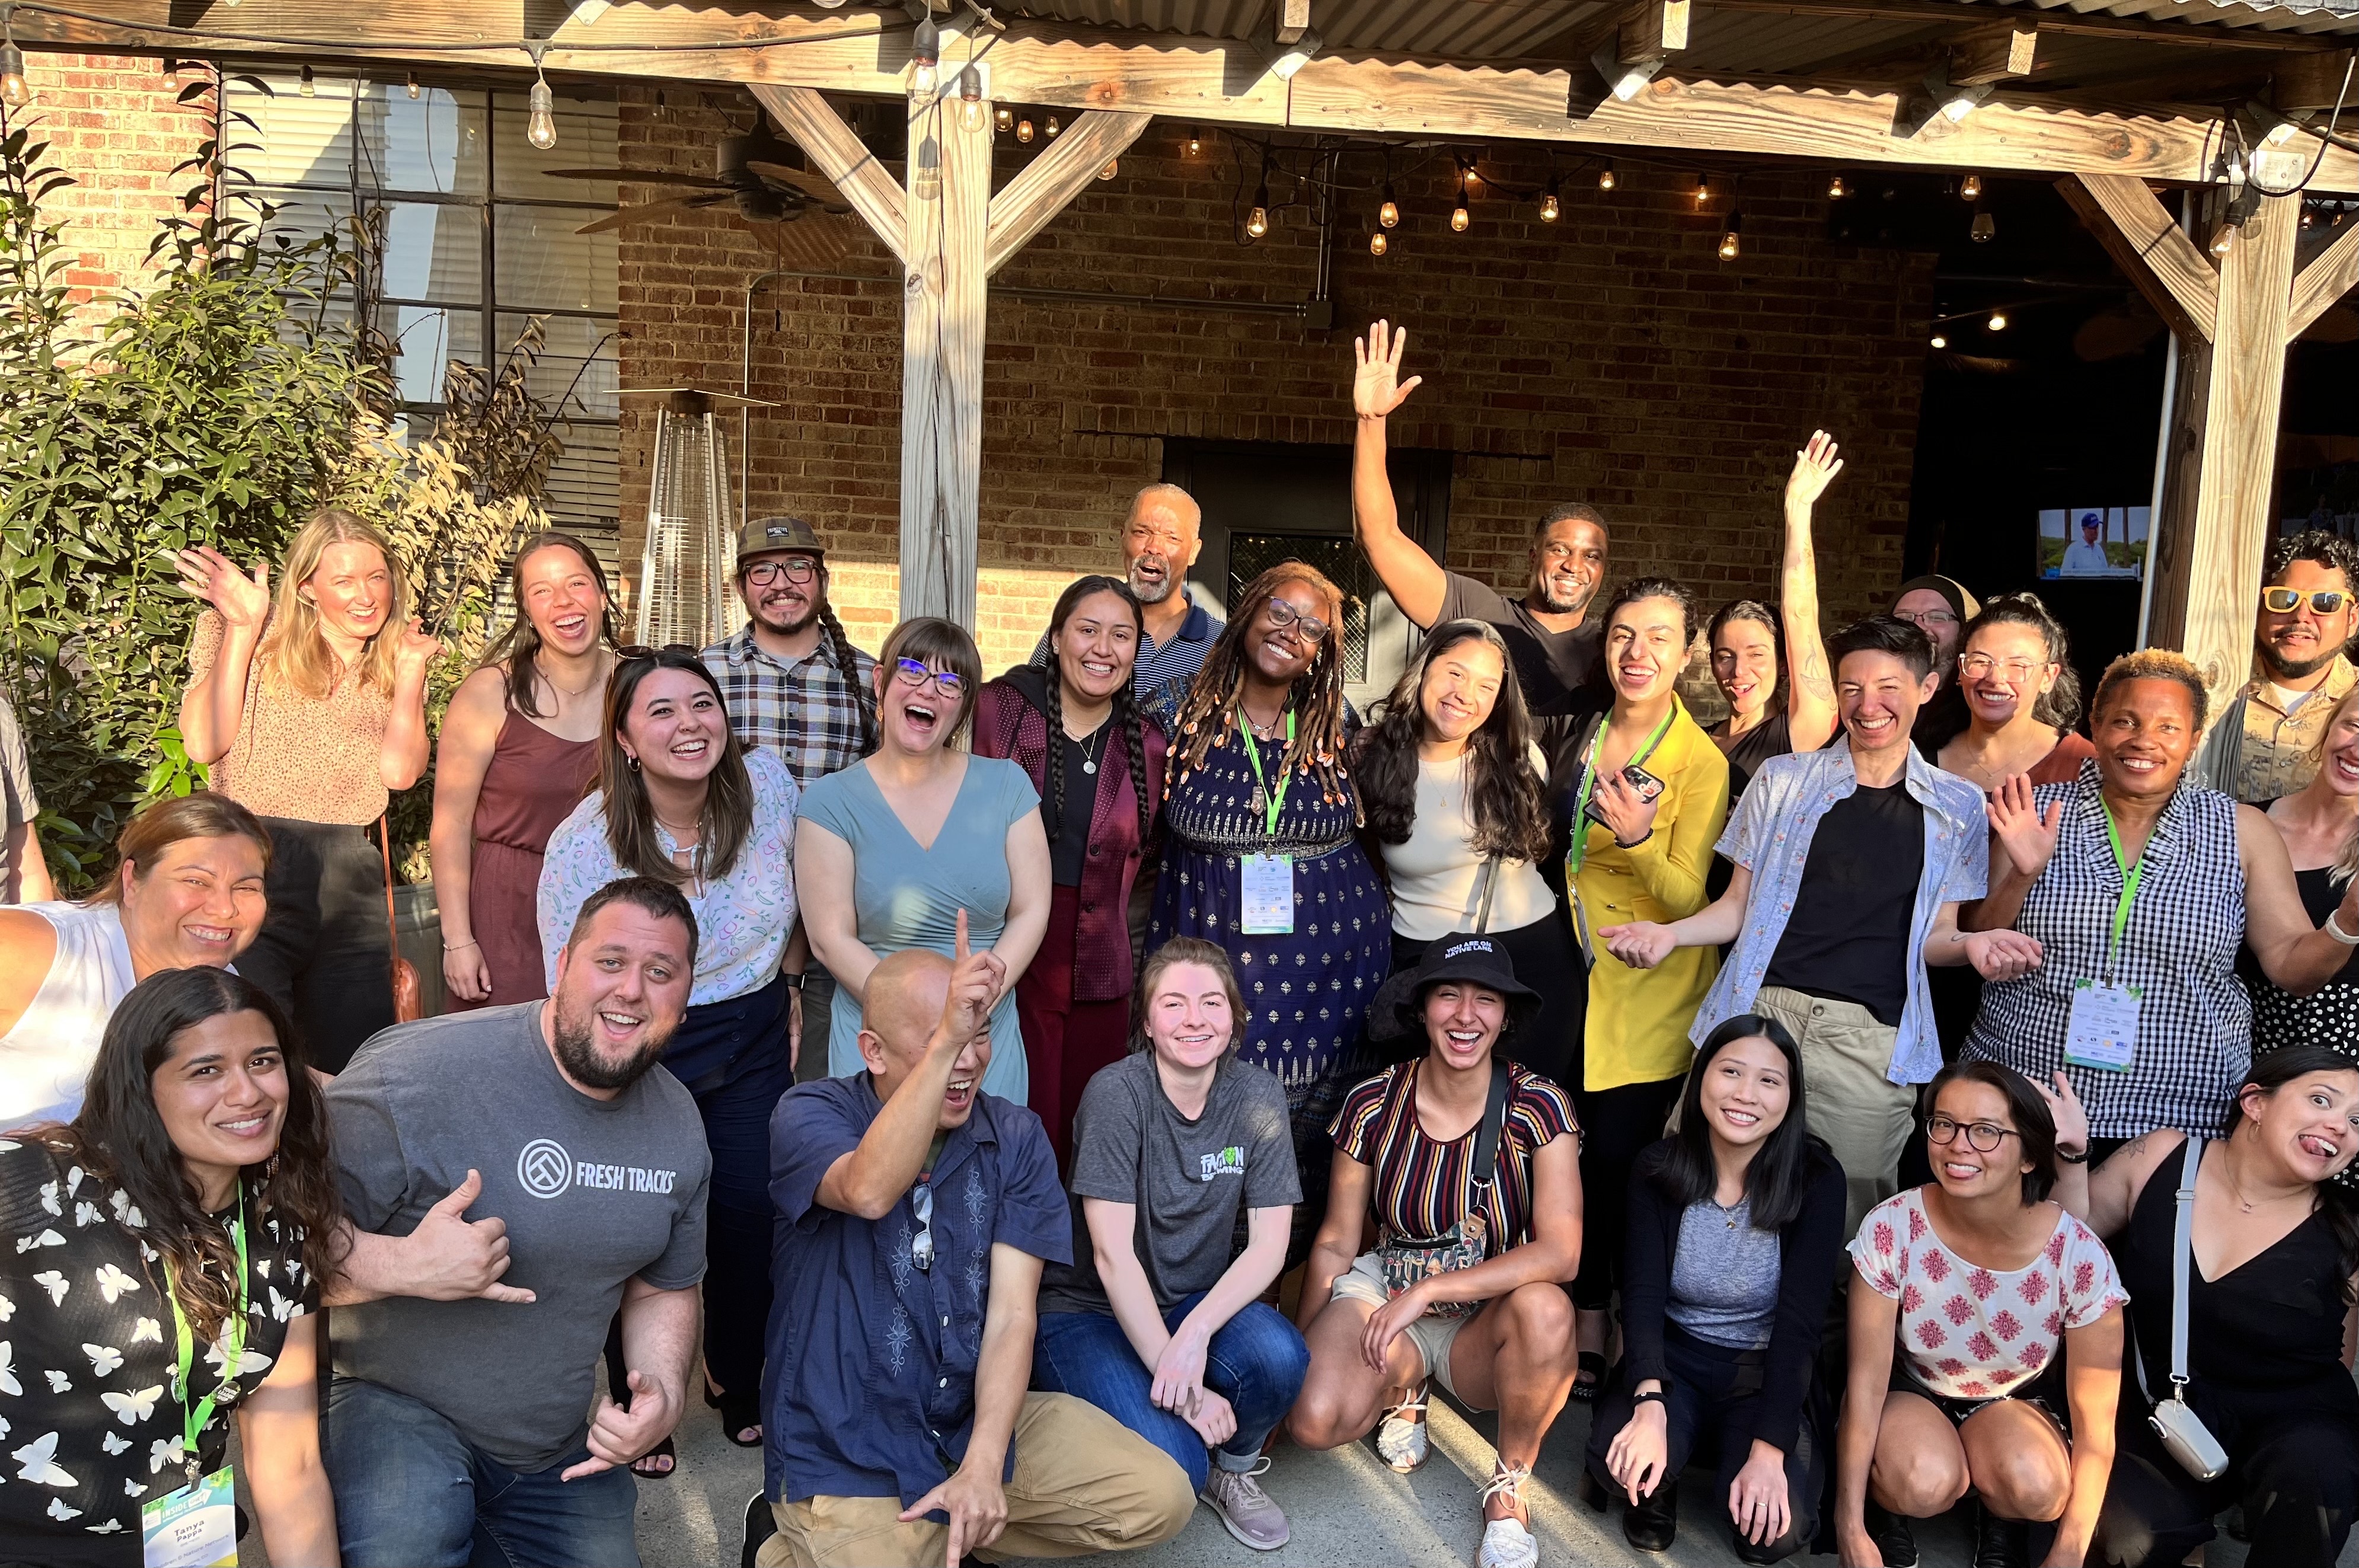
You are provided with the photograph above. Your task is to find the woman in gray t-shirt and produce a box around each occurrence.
[1029,938,1307,1552]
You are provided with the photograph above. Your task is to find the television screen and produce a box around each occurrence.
[2039,506,2147,581]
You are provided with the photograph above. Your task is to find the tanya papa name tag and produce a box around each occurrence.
[1240,853,1295,934]
[142,1467,235,1568]
[2064,980,2141,1072]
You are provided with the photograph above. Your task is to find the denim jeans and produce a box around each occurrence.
[1032,1294,1309,1493]
[325,1375,640,1567]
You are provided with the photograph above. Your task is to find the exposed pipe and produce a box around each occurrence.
[2137,197,2197,650]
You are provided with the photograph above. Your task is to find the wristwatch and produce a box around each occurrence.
[782,972,806,992]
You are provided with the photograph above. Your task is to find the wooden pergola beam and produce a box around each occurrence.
[982,108,1150,275]
[1698,0,2343,54]
[752,84,909,269]
[1273,0,1313,48]
[1951,24,2038,88]
[2289,220,2359,341]
[2057,173,2218,343]
[23,5,2359,193]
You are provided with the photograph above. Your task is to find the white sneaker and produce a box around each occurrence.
[1375,1388,1428,1473]
[1477,1462,1538,1568]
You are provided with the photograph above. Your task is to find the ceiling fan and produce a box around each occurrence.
[546,119,861,268]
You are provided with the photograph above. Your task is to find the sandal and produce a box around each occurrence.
[1375,1385,1429,1473]
[706,1381,763,1448]
[630,1436,677,1480]
[1568,1349,1607,1403]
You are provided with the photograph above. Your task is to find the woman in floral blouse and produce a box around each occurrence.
[0,966,340,1564]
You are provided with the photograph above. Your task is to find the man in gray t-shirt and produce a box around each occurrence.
[324,877,712,1568]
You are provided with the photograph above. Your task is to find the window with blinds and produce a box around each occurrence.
[222,72,622,582]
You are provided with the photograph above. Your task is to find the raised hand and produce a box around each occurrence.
[392,617,441,673]
[563,1368,676,1481]
[1987,774,2064,881]
[175,545,271,628]
[938,909,1005,1050]
[1599,921,1678,971]
[2032,1069,2091,1160]
[1785,430,1844,510]
[1352,319,1423,419]
[401,1169,535,1304]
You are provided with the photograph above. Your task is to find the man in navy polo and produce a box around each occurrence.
[1030,484,1222,698]
[755,916,1193,1566]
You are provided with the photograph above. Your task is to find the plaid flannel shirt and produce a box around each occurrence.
[701,623,876,788]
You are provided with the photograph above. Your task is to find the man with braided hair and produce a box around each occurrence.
[703,515,878,1083]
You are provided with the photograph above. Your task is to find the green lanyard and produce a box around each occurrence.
[164,1192,250,1486]
[1239,711,1295,837]
[1567,705,1676,874]
[2099,800,2148,978]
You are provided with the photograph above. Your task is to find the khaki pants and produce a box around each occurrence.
[1753,986,1916,1237]
[755,1393,1196,1567]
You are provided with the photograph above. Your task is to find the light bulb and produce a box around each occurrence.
[300,65,317,98]
[1694,174,1709,205]
[1246,205,1269,239]
[1540,178,1560,222]
[910,15,939,94]
[1450,203,1470,233]
[528,75,557,151]
[2301,205,2316,230]
[1598,164,1616,191]
[1186,128,1202,155]
[1378,184,1399,228]
[956,67,984,132]
[1827,173,1847,199]
[1369,229,1387,256]
[1015,118,1033,143]
[1045,115,1060,136]
[1098,158,1117,180]
[1971,206,1994,243]
[1719,212,1742,260]
[1930,333,1948,349]
[0,43,28,108]
[1960,171,1983,200]
[2210,219,2240,258]
[405,72,420,100]
[1987,311,2007,331]
[994,105,1012,133]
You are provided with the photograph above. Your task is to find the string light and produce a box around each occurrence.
[1597,162,1616,191]
[1369,227,1387,257]
[2301,203,2316,230]
[299,64,316,97]
[956,66,984,132]
[1718,210,1742,260]
[405,71,421,100]
[909,12,939,94]
[994,105,1012,133]
[1045,114,1061,136]
[1539,174,1560,222]
[0,9,28,108]
[2210,220,2240,258]
[1097,158,1118,180]
[2211,186,2261,258]
[1450,174,1470,232]
[1960,171,1983,200]
[1378,183,1400,228]
[1987,311,2008,331]
[1015,117,1034,143]
[1971,201,1994,242]
[1185,127,1202,155]
[1827,173,1847,199]
[526,52,557,150]
[1693,173,1710,205]
[1930,333,1948,348]
[1247,180,1270,238]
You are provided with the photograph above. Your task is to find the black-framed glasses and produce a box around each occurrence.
[2262,587,2350,615]
[892,657,966,698]
[1263,598,1330,645]
[1926,1114,2019,1154]
[910,1180,935,1273]
[743,558,819,587]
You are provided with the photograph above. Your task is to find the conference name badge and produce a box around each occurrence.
[2063,979,2140,1072]
[1240,854,1295,934]
[142,1467,235,1568]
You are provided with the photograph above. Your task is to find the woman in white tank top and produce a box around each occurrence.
[0,794,269,1129]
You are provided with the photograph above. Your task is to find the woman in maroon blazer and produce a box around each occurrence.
[975,575,1169,1170]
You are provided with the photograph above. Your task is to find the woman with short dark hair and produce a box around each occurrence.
[0,966,341,1563]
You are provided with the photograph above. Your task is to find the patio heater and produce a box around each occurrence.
[622,389,770,647]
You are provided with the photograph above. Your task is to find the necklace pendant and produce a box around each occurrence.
[1249,785,1266,814]
[1082,758,1097,775]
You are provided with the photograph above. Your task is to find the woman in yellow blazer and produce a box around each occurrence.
[1553,575,1731,1398]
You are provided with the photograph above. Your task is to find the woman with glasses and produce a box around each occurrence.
[973,576,1166,1168]
[1965,649,2359,1160]
[538,645,802,1460]
[430,532,615,1010]
[1931,595,2091,792]
[797,616,1050,1105]
[1834,1059,2127,1568]
[1151,562,1390,1263]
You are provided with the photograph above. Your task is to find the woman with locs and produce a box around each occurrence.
[1705,433,1844,788]
[973,575,1166,1167]
[1582,1014,1847,1563]
[538,647,804,1464]
[0,966,342,1564]
[2048,1048,2359,1568]
[176,510,438,1071]
[429,531,615,1010]
[1352,618,1578,1085]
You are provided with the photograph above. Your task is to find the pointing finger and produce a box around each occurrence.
[955,908,970,963]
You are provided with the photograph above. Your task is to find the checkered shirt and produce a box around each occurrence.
[1962,761,2251,1141]
[701,623,876,788]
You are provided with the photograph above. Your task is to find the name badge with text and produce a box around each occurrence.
[2063,980,2141,1072]
[142,1467,235,1568]
[1240,854,1295,934]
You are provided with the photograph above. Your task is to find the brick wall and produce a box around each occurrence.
[618,92,1939,675]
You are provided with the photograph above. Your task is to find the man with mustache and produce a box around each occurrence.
[1348,319,1610,717]
[2194,531,2359,803]
[703,514,878,1082]
[1030,484,1224,697]
[323,876,711,1567]
[752,914,1193,1567]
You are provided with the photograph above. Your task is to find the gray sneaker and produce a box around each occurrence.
[1202,1456,1289,1551]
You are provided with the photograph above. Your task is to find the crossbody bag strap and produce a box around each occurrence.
[2169,1132,2203,1396]
[1464,1058,1512,1234]
[1473,853,1502,933]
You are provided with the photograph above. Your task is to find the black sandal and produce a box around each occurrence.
[706,1382,763,1448]
[1568,1349,1607,1403]
[630,1436,677,1480]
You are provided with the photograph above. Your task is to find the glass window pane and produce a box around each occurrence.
[356,82,487,197]
[223,186,354,258]
[373,199,481,305]
[498,312,619,420]
[492,207,615,313]
[383,305,484,408]
[491,92,619,203]
[224,73,353,189]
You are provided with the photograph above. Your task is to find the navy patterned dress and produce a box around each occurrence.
[1150,718,1390,1258]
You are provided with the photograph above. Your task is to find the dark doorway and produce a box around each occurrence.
[1163,439,1453,713]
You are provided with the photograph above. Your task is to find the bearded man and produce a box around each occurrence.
[2194,530,2359,803]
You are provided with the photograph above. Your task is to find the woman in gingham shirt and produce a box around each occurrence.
[1964,649,2359,1151]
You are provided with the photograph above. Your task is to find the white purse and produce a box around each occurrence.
[2137,1135,2230,1483]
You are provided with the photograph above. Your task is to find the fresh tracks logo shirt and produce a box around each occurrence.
[325,1001,711,1473]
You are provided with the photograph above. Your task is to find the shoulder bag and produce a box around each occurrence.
[1376,1057,1511,1320]
[2137,1134,2230,1481]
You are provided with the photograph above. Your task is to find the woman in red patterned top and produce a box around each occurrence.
[1834,1060,2125,1568]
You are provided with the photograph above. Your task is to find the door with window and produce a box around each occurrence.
[1161,440,1452,716]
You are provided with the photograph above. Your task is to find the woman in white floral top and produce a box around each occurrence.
[1834,1060,2126,1568]
[0,966,339,1566]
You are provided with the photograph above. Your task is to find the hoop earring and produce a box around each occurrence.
[625,754,641,773]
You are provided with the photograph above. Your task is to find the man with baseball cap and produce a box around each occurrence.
[703,515,878,1089]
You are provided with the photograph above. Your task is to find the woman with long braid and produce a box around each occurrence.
[1151,561,1390,1261]
[975,576,1168,1168]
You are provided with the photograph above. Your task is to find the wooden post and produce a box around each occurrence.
[2146,190,2300,701]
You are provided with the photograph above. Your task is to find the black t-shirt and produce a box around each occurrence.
[1762,778,1925,1026]
[1047,722,1107,887]
[1434,571,1604,717]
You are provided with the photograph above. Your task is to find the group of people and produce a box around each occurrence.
[0,318,2352,1568]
